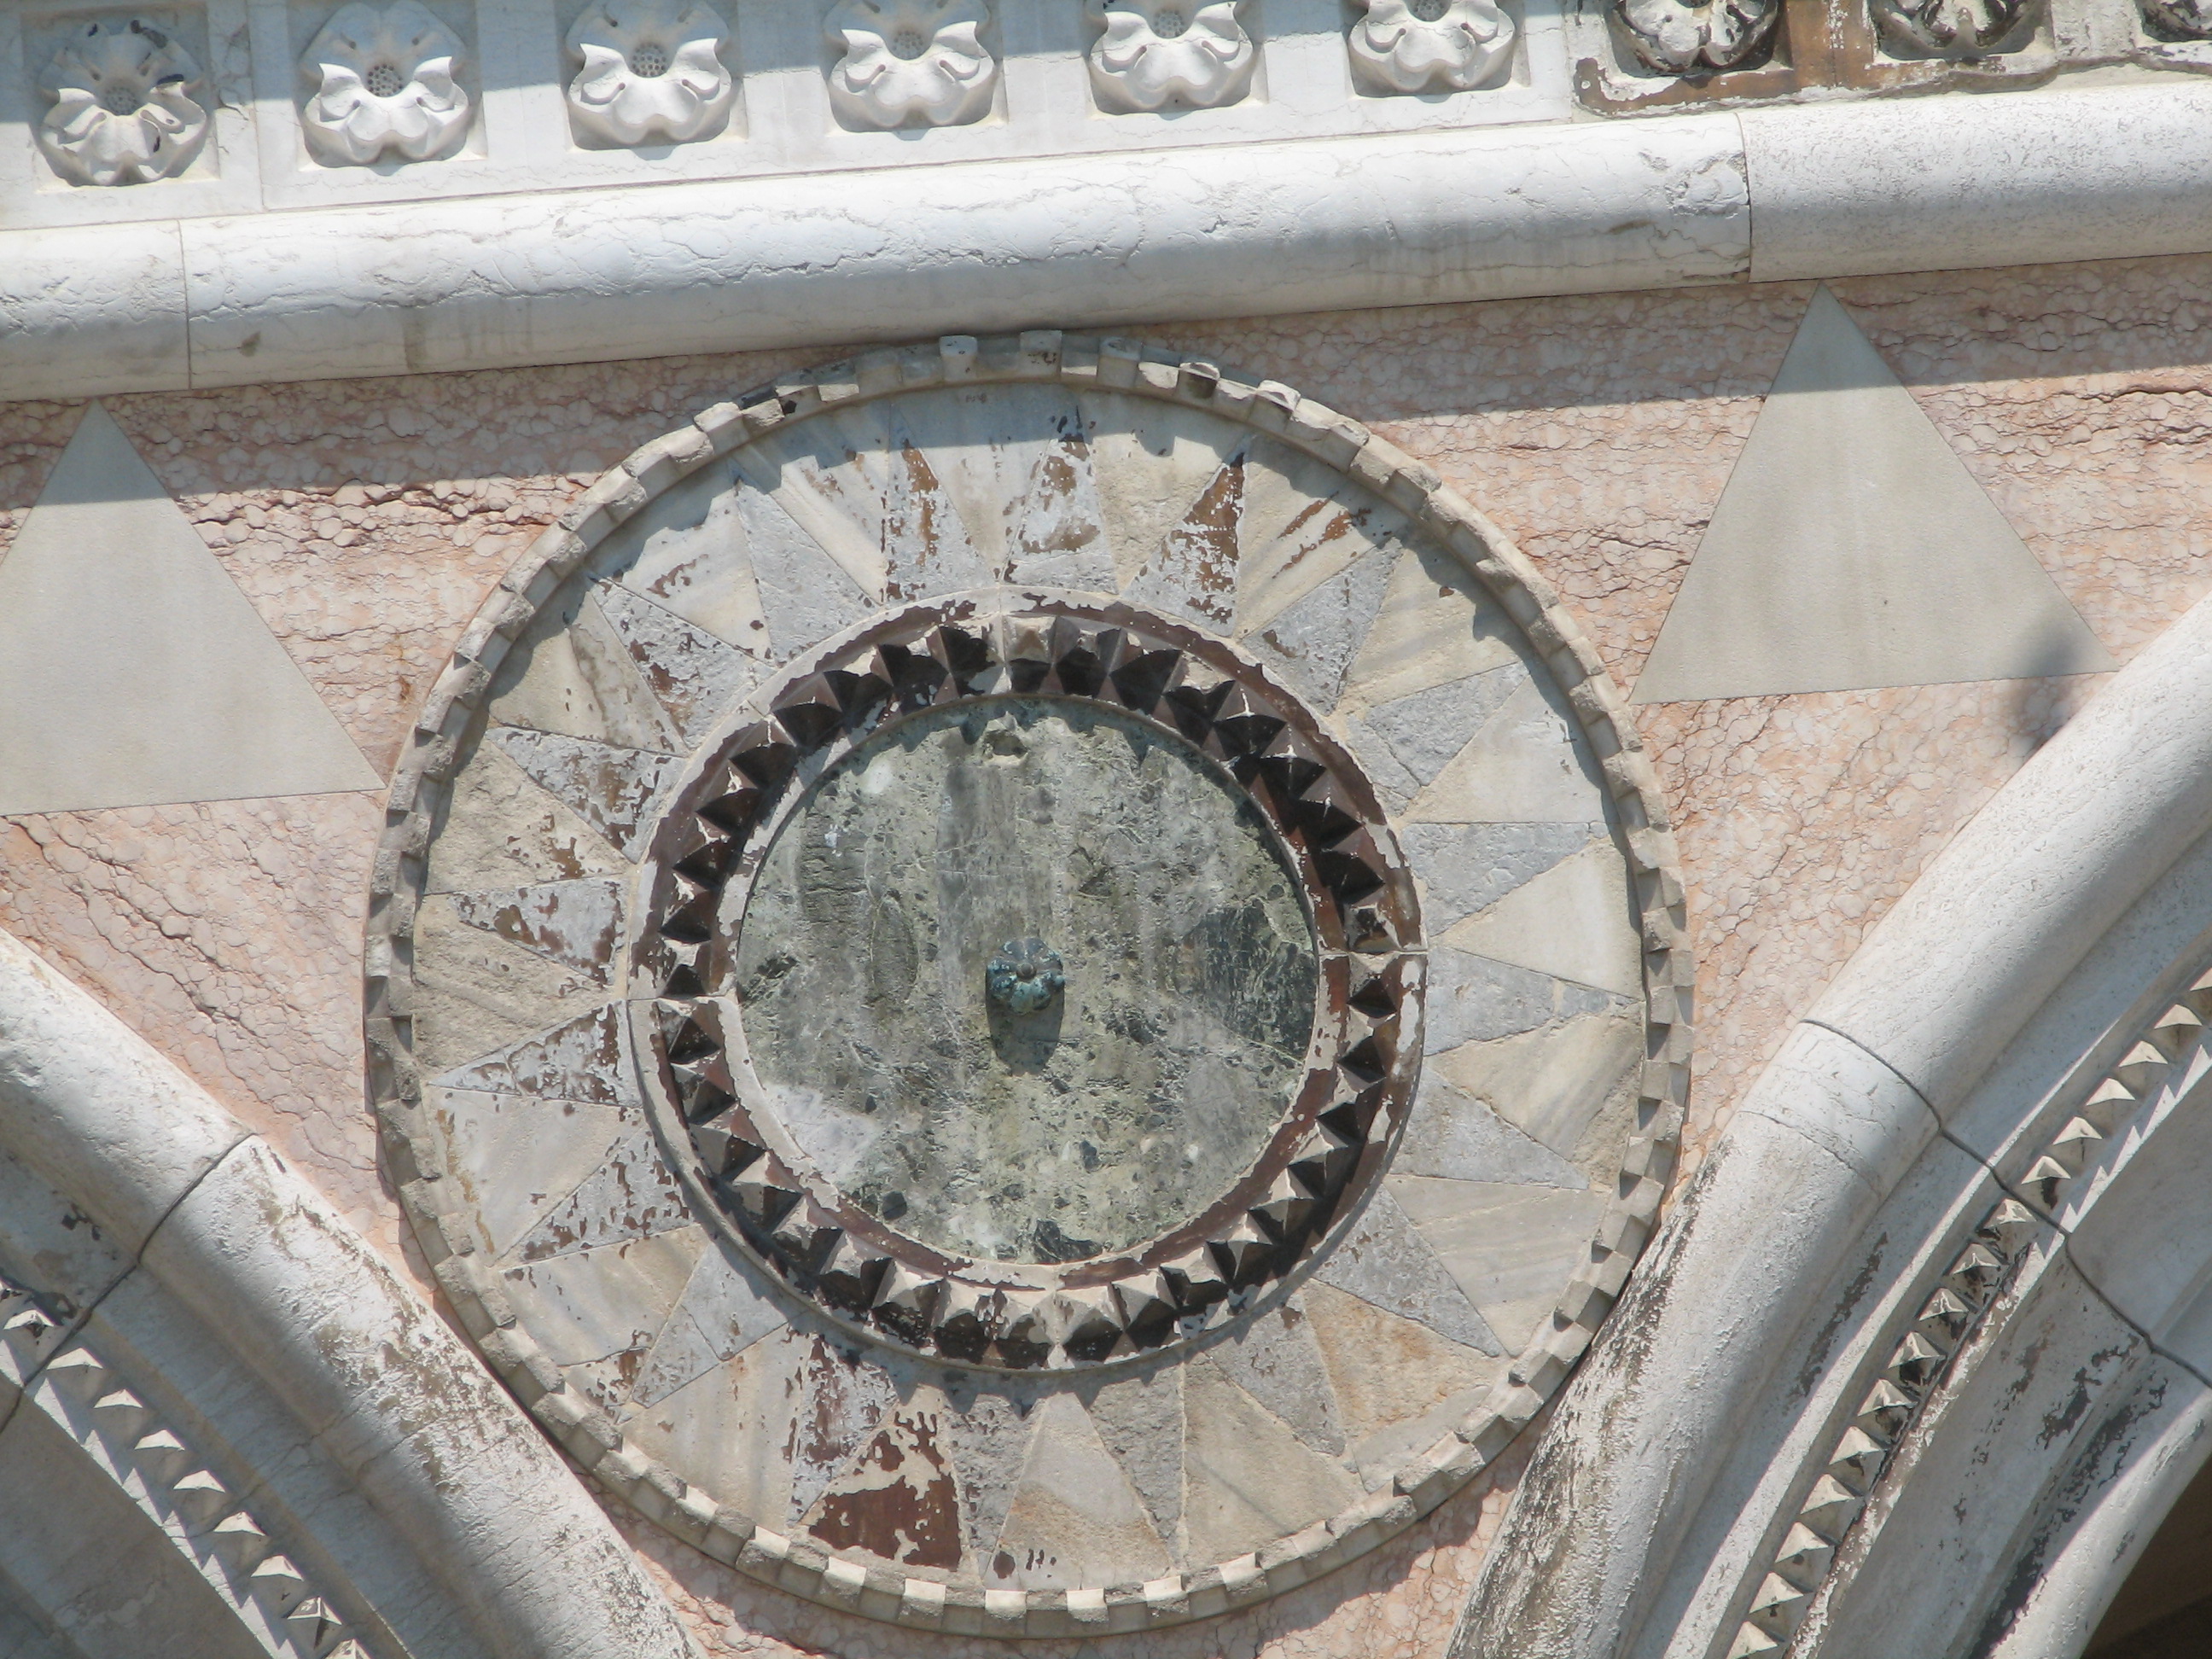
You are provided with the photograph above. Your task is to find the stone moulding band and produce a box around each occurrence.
[1718,971,2212,1659]
[0,1270,361,1659]
[363,329,1695,1637]
[17,79,2212,402]
[634,596,1424,1373]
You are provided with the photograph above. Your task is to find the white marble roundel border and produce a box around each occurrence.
[364,332,1693,1637]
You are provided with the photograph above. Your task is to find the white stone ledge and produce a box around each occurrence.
[5,78,2212,401]
[1743,80,2212,283]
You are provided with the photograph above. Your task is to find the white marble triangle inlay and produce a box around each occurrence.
[1633,288,2115,703]
[0,405,378,815]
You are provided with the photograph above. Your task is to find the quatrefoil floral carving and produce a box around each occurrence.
[300,0,471,166]
[1348,0,1516,92]
[825,0,997,130]
[566,0,736,145]
[1869,0,2033,51]
[1614,0,1778,72]
[37,17,210,187]
[1087,0,1255,112]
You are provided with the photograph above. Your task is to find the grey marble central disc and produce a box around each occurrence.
[734,696,1318,1265]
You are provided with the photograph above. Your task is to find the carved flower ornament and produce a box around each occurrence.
[36,17,209,187]
[1614,0,1778,73]
[300,0,471,166]
[1869,0,2030,51]
[566,0,735,146]
[825,0,997,130]
[1349,0,1516,92]
[1088,0,1255,110]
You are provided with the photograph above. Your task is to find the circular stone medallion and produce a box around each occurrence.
[371,335,1691,1637]
[633,601,1420,1371]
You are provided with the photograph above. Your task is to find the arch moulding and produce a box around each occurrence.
[1452,554,2212,1655]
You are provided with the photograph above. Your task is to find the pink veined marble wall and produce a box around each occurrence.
[3,254,2211,1657]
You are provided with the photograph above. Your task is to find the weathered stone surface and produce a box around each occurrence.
[940,1382,1044,1570]
[488,730,683,861]
[443,877,623,986]
[614,474,776,655]
[425,736,627,894]
[1125,447,1249,632]
[1234,442,1406,638]
[595,580,761,747]
[1313,1186,1503,1355]
[1204,1299,1347,1458]
[630,1243,790,1406]
[1240,549,1398,713]
[820,402,1001,602]
[1423,946,1619,1050]
[501,1224,707,1372]
[1342,544,1523,709]
[1410,673,1608,825]
[1400,821,1597,935]
[803,1393,964,1570]
[732,481,880,657]
[1080,393,1248,592]
[1432,1012,1646,1170]
[515,1119,694,1262]
[1301,1280,1498,1462]
[1179,1357,1363,1565]
[1359,669,1528,791]
[434,1004,637,1109]
[782,1336,901,1529]
[1000,410,1119,593]
[858,384,1113,591]
[0,1137,138,1324]
[427,1085,631,1260]
[1438,839,1644,998]
[987,1393,1173,1589]
[1395,1074,1588,1188]
[1083,1361,1186,1557]
[489,584,680,753]
[629,1331,803,1528]
[411,899,614,1080]
[737,698,1316,1263]
[1385,1175,1607,1354]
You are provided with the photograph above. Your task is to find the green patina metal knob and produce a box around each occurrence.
[987,938,1065,1014]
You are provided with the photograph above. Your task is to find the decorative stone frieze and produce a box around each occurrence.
[300,1,471,166]
[1088,0,1256,110]
[565,0,736,146]
[1869,0,2033,51]
[1348,0,1516,93]
[34,17,209,187]
[1611,0,1778,73]
[824,0,997,129]
[366,331,1691,1634]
